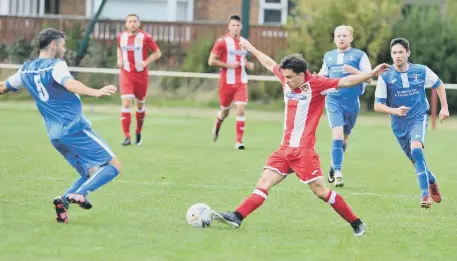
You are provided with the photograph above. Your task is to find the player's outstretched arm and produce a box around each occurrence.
[63,80,117,98]
[239,41,277,72]
[0,69,23,95]
[337,63,389,89]
[52,60,116,98]
[0,81,9,95]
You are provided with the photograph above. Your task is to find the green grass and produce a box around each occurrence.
[1,103,456,261]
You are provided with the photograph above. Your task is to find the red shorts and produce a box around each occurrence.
[218,82,248,109]
[264,147,323,184]
[119,69,149,101]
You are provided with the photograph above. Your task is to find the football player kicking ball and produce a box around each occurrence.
[0,28,121,223]
[213,40,390,236]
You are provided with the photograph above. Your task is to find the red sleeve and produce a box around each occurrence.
[145,34,159,52]
[211,38,225,57]
[311,75,340,94]
[272,64,285,84]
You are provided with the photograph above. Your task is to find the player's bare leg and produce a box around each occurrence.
[135,99,146,146]
[308,178,366,236]
[212,107,230,142]
[121,98,134,146]
[329,126,345,186]
[67,158,121,207]
[213,168,285,227]
[234,103,246,150]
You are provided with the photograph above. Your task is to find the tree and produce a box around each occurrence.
[286,0,402,73]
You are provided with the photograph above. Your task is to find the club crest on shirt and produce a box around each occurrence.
[300,82,310,93]
[412,74,420,83]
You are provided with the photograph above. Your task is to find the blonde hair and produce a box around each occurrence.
[335,25,354,36]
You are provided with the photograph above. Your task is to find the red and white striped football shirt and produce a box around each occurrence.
[272,65,340,148]
[117,30,159,73]
[211,34,248,85]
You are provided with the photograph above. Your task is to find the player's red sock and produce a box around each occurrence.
[325,190,358,223]
[136,108,146,134]
[235,188,268,218]
[121,108,131,138]
[236,116,245,143]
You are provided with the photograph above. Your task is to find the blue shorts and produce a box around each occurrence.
[51,128,115,177]
[393,115,428,161]
[325,95,360,135]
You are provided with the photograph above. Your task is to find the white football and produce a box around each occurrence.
[186,203,213,228]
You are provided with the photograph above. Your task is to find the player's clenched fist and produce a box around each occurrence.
[391,106,410,117]
[240,40,254,52]
[439,108,449,123]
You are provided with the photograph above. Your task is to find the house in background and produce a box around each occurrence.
[0,0,291,25]
[0,0,290,62]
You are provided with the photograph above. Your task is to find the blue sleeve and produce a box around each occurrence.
[5,81,19,92]
[374,76,388,104]
[432,79,442,89]
[5,70,23,92]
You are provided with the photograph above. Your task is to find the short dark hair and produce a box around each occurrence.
[38,28,65,50]
[390,38,410,50]
[127,13,140,21]
[229,15,241,22]
[279,54,308,74]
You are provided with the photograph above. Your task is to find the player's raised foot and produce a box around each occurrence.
[212,211,242,228]
[78,198,93,210]
[53,196,68,224]
[429,182,442,203]
[350,219,366,236]
[234,142,245,150]
[136,133,143,146]
[122,137,131,146]
[212,126,220,142]
[420,195,432,209]
[66,193,90,208]
[328,166,335,183]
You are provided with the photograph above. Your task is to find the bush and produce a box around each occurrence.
[159,37,216,93]
[8,37,34,64]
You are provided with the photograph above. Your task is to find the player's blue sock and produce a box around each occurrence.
[75,164,119,196]
[427,171,436,184]
[63,177,87,198]
[331,139,344,171]
[423,162,436,184]
[411,148,429,197]
[342,143,347,153]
